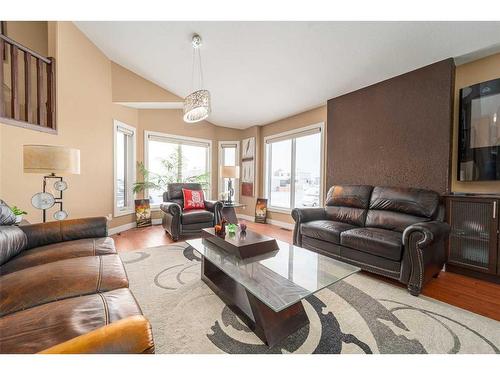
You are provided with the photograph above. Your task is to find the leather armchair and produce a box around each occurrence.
[160,183,223,241]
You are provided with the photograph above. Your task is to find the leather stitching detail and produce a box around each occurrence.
[98,293,109,325]
[96,256,103,292]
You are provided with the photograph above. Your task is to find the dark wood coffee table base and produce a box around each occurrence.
[201,256,310,348]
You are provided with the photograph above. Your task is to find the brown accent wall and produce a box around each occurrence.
[327,59,455,194]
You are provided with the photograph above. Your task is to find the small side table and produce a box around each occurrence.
[221,202,246,224]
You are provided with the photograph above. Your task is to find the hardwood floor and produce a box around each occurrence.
[112,222,500,321]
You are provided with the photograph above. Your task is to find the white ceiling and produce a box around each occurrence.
[75,21,500,129]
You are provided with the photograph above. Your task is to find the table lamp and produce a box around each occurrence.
[220,166,240,204]
[23,145,80,222]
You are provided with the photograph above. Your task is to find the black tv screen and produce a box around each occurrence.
[458,78,500,181]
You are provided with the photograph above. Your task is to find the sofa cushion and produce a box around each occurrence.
[340,227,403,261]
[324,185,373,226]
[0,237,116,276]
[0,226,27,266]
[369,186,439,218]
[325,185,373,208]
[301,220,357,244]
[181,209,213,225]
[365,210,430,233]
[166,183,203,200]
[0,200,16,225]
[0,254,128,317]
[0,288,142,354]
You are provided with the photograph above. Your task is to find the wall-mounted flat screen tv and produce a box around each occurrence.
[458,78,500,181]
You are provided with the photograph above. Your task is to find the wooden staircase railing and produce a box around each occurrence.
[0,33,56,133]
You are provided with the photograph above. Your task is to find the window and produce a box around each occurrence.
[218,141,240,200]
[145,131,211,206]
[264,123,324,211]
[113,120,136,216]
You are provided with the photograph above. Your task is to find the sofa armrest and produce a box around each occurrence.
[39,316,155,354]
[20,217,108,251]
[402,221,450,296]
[204,200,223,225]
[160,201,182,216]
[291,208,326,246]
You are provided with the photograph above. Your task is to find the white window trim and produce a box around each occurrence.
[263,122,325,214]
[144,130,212,208]
[218,140,240,201]
[113,120,137,217]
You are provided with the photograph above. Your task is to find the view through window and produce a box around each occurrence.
[146,133,210,206]
[266,126,322,210]
[114,121,136,215]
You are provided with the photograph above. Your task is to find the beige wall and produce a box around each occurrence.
[4,21,48,56]
[111,63,181,103]
[451,53,500,194]
[1,22,115,224]
[0,23,245,228]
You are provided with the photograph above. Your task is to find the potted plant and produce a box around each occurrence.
[132,153,210,197]
[11,206,27,224]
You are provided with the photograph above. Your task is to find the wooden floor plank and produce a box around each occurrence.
[112,221,500,321]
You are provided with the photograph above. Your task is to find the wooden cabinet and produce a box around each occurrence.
[445,195,500,283]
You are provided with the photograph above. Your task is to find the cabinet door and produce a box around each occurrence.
[448,198,498,274]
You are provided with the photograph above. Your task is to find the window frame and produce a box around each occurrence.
[144,130,212,208]
[218,140,240,201]
[113,120,137,217]
[263,122,325,213]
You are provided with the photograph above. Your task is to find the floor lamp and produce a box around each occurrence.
[23,145,80,222]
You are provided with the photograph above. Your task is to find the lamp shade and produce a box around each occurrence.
[183,89,211,123]
[220,166,240,179]
[24,145,80,175]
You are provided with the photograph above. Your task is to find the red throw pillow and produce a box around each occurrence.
[182,188,206,210]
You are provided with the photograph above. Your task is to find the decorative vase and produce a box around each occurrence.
[239,222,247,233]
[15,215,23,224]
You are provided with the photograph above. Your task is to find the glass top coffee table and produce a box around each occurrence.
[186,234,359,347]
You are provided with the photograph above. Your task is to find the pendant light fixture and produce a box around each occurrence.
[183,34,211,123]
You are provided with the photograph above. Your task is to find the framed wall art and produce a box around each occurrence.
[241,137,255,197]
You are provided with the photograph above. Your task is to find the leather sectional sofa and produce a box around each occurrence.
[292,185,450,296]
[0,216,154,354]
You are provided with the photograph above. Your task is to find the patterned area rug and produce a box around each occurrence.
[120,243,500,354]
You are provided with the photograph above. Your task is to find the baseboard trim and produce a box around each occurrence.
[236,214,294,230]
[109,218,162,235]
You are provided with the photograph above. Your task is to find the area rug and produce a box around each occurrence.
[120,243,500,354]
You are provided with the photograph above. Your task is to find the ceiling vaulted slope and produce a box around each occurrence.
[75,21,500,129]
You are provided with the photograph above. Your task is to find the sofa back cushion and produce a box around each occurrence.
[164,183,203,207]
[0,226,27,266]
[365,186,440,232]
[0,200,16,225]
[324,185,373,226]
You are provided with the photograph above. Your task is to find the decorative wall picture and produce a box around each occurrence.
[255,198,268,224]
[135,199,152,228]
[241,137,255,196]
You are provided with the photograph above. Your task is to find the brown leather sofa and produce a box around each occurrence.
[292,185,450,296]
[0,216,154,354]
[160,183,223,241]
